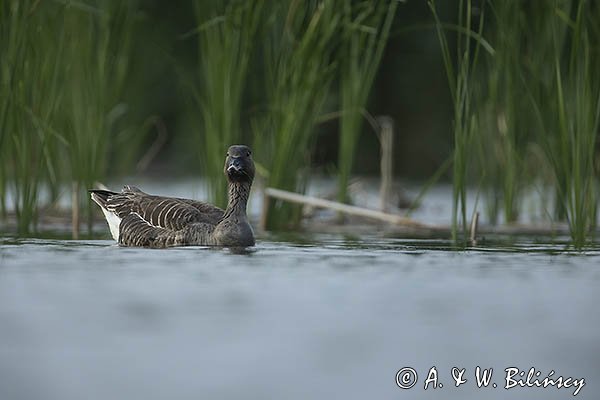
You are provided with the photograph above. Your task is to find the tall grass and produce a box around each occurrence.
[62,0,138,231]
[474,1,526,224]
[0,1,24,220]
[433,0,599,246]
[0,1,66,234]
[337,0,397,204]
[190,0,264,207]
[485,0,599,246]
[2,0,597,246]
[257,0,341,229]
[429,0,487,241]
[545,0,599,246]
[0,0,138,234]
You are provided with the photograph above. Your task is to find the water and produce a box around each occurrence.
[0,236,598,400]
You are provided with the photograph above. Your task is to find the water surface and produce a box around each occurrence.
[0,236,598,399]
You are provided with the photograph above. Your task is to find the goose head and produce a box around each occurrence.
[224,145,255,184]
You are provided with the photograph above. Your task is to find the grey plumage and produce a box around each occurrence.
[90,145,255,248]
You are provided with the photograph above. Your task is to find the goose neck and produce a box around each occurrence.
[223,181,250,219]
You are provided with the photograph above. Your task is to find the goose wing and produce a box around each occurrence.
[106,186,224,230]
[118,212,217,248]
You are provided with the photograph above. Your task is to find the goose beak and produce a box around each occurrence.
[227,158,243,174]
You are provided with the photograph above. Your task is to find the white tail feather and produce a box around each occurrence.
[99,207,121,242]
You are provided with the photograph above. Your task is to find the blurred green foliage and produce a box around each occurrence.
[1,0,598,244]
[431,0,600,246]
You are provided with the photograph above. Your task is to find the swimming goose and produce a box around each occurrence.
[90,145,255,248]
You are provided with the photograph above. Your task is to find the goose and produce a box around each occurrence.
[89,145,255,248]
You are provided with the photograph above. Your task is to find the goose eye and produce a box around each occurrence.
[247,151,251,156]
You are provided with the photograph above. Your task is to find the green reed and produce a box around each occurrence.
[435,0,599,246]
[0,1,17,219]
[0,1,66,233]
[473,1,527,224]
[337,0,397,204]
[546,0,599,246]
[0,1,138,234]
[189,0,264,207]
[256,0,341,229]
[62,0,138,231]
[502,0,599,247]
[429,0,487,241]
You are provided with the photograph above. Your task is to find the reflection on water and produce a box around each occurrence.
[0,236,599,400]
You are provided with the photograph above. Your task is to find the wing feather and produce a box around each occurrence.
[93,186,226,246]
[104,188,224,231]
[119,212,185,248]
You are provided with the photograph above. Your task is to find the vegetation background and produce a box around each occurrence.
[1,0,598,246]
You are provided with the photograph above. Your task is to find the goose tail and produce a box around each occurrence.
[89,189,117,208]
[89,189,121,241]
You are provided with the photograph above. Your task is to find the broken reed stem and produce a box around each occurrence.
[263,187,432,228]
[72,181,79,240]
[378,116,394,213]
[469,211,479,246]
